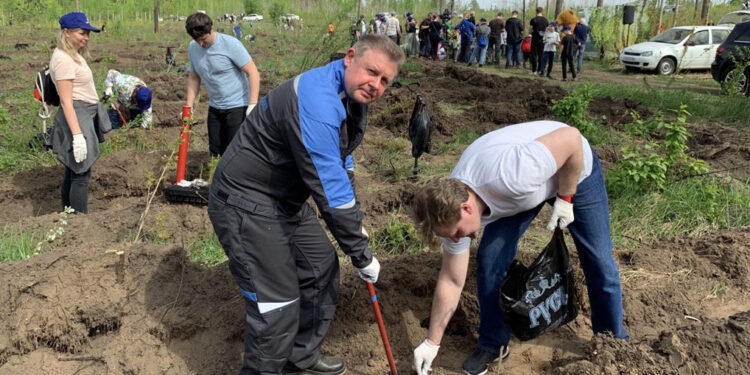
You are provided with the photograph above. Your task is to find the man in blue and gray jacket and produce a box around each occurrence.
[208,34,404,375]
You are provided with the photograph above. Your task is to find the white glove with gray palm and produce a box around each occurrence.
[72,134,87,163]
[414,339,440,375]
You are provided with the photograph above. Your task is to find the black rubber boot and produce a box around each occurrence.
[285,356,346,375]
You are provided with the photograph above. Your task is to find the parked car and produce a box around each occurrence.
[242,14,263,21]
[718,10,750,27]
[711,21,750,95]
[619,25,732,75]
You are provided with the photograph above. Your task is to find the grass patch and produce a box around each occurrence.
[187,231,227,267]
[436,129,479,154]
[586,82,750,128]
[371,213,428,255]
[437,101,475,117]
[0,225,46,263]
[610,176,750,244]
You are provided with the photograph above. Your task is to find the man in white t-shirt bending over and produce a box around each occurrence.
[411,121,629,375]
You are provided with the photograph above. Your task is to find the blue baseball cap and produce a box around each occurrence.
[135,87,152,111]
[59,12,101,32]
[550,22,557,27]
[562,25,571,31]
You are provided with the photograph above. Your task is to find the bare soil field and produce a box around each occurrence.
[1,27,749,375]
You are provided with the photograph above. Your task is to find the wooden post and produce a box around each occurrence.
[554,0,563,19]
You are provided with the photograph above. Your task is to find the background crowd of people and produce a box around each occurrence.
[349,8,591,75]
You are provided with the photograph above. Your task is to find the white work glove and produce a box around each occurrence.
[72,134,87,163]
[546,196,574,230]
[104,87,113,97]
[245,103,256,117]
[413,339,440,375]
[357,256,380,283]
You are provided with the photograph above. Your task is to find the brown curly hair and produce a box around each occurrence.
[410,177,468,249]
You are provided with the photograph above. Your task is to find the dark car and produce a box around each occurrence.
[711,20,750,95]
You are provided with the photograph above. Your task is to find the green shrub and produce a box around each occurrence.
[607,105,708,196]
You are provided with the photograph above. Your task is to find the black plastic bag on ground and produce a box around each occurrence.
[408,94,432,158]
[500,228,578,341]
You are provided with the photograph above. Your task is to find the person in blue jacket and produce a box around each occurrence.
[207,34,404,375]
[574,18,591,73]
[455,13,475,62]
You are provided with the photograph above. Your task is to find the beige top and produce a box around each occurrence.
[49,48,98,104]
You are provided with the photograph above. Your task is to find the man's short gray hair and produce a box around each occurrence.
[579,17,587,25]
[352,34,405,66]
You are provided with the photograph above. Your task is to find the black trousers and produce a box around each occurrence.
[459,39,472,62]
[562,54,576,80]
[531,39,544,72]
[208,190,339,375]
[207,105,247,157]
[62,167,91,213]
[488,36,501,64]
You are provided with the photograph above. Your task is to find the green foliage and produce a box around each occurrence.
[551,84,607,143]
[720,47,750,97]
[371,214,426,255]
[607,105,708,196]
[269,0,288,24]
[588,7,616,60]
[243,0,263,14]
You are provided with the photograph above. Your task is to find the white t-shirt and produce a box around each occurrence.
[543,31,560,52]
[443,121,593,254]
[49,48,98,104]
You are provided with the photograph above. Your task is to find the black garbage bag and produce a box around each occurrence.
[500,228,578,341]
[408,94,433,159]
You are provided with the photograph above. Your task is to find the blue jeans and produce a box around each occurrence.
[576,42,586,72]
[505,41,521,67]
[468,44,488,65]
[475,151,629,354]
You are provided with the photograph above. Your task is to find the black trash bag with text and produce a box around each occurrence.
[500,227,578,341]
[408,94,433,159]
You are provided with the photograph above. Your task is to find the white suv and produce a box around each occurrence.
[619,26,732,75]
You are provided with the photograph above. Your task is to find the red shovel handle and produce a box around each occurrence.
[367,282,398,375]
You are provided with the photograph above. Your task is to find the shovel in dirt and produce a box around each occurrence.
[366,282,398,375]
[164,106,210,205]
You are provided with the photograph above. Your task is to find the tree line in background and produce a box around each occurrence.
[0,0,746,57]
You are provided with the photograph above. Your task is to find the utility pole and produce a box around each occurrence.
[154,0,159,33]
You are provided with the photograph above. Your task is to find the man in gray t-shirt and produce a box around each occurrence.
[185,12,260,157]
[411,121,629,375]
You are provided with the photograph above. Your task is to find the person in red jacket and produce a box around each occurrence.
[521,34,532,69]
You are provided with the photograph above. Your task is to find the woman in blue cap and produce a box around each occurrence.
[49,12,110,214]
[103,69,153,128]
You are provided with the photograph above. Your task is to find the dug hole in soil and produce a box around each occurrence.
[1,41,750,375]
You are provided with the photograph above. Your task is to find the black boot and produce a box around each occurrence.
[285,356,346,375]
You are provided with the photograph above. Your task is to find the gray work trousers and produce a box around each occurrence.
[208,189,339,375]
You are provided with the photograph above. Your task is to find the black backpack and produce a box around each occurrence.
[34,66,60,107]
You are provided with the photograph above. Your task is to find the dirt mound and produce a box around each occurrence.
[554,311,750,375]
